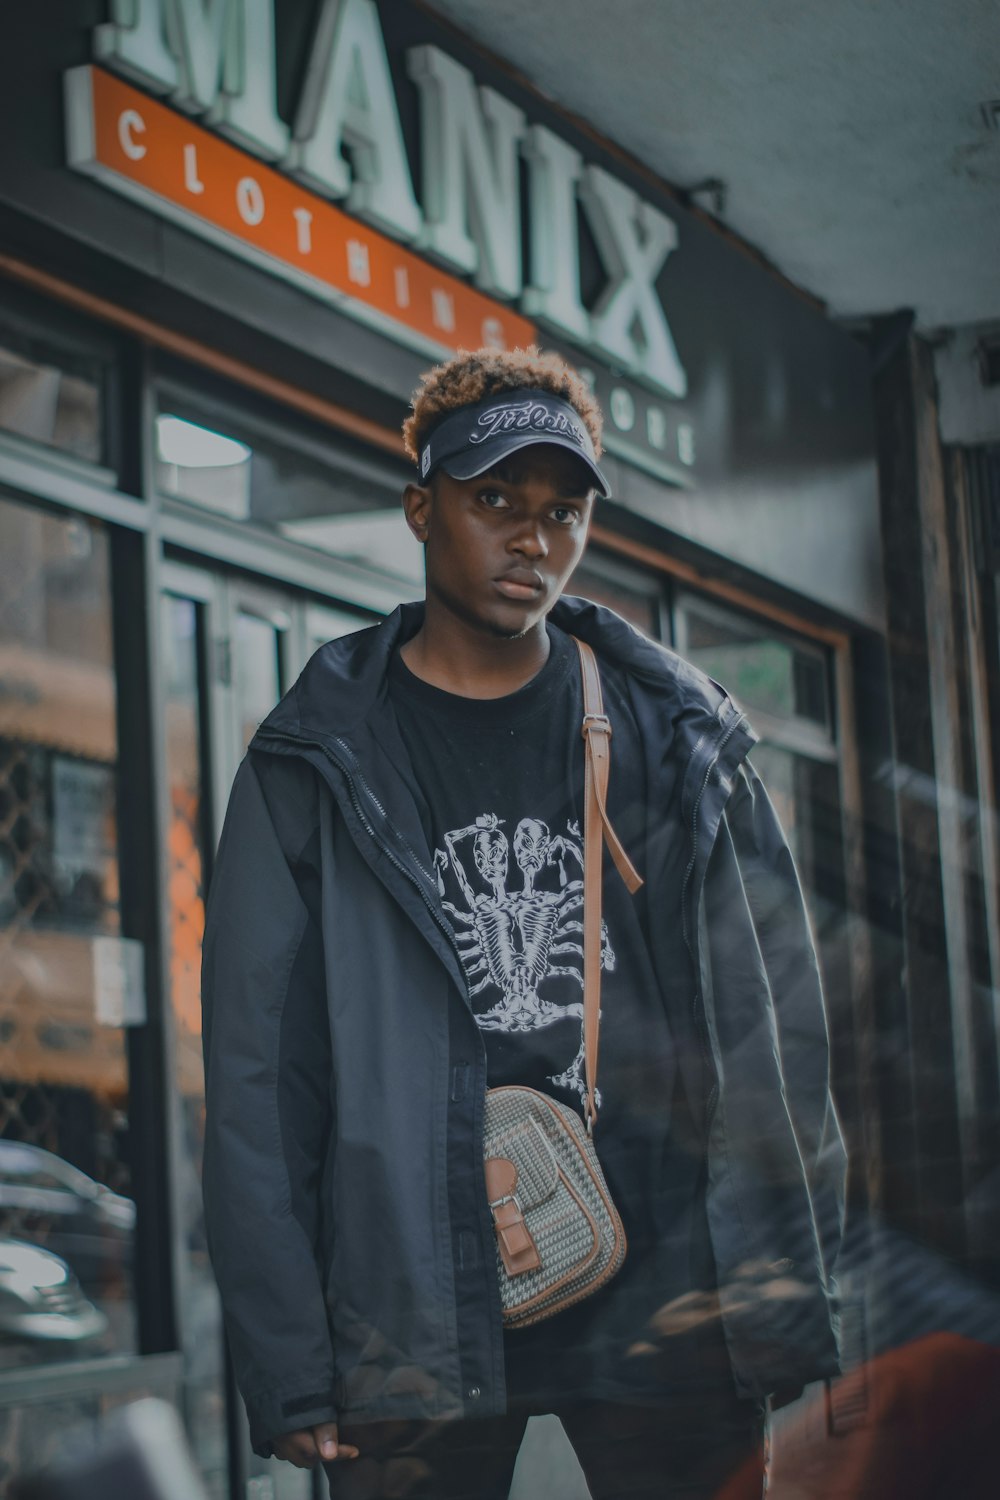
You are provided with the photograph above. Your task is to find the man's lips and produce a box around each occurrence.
[493,571,545,601]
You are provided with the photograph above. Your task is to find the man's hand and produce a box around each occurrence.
[272,1422,359,1467]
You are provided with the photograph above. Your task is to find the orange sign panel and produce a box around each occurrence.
[65,66,536,358]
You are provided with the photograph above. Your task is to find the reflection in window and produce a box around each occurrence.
[0,494,135,1369]
[156,416,252,520]
[153,393,421,592]
[0,343,101,465]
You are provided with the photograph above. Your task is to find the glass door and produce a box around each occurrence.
[158,562,368,1500]
[0,494,139,1471]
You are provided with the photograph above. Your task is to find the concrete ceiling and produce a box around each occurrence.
[426,0,1000,333]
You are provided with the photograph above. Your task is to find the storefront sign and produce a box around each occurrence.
[65,66,534,360]
[75,0,688,398]
[561,351,699,487]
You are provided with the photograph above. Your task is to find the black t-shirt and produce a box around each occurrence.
[388,624,731,1405]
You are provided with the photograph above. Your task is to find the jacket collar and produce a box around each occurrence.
[252,595,758,945]
[252,596,757,840]
[255,595,742,743]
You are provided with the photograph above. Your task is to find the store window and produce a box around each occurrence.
[674,592,847,999]
[675,593,835,835]
[152,373,420,596]
[0,493,136,1372]
[568,554,665,637]
[0,320,104,468]
[674,593,831,741]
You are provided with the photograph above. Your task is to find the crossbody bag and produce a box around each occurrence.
[483,638,643,1328]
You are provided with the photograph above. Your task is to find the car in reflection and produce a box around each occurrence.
[0,1235,108,1342]
[0,1142,135,1292]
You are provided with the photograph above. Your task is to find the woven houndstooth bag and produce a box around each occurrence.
[483,640,642,1329]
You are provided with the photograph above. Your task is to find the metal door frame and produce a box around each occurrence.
[157,559,370,1500]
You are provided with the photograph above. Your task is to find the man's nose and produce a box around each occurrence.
[508,517,548,558]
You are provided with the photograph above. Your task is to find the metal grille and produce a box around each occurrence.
[0,736,126,1172]
[0,739,61,1154]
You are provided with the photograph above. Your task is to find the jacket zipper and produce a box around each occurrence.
[254,729,462,965]
[331,737,438,893]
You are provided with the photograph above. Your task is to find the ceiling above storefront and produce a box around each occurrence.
[425,0,999,333]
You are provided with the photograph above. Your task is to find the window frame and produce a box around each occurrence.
[672,587,839,763]
[0,280,123,482]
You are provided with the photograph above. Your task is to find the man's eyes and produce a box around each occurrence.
[475,491,581,524]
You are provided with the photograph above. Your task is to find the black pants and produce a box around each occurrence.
[325,1390,767,1500]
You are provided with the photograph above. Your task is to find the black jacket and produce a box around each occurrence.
[201,598,846,1456]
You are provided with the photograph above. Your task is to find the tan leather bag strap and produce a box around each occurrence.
[575,638,643,1131]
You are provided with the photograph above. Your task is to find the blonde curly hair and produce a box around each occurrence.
[402,346,603,466]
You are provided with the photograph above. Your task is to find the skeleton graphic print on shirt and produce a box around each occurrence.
[433,811,615,1101]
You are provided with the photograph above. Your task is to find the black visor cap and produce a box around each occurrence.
[418,388,609,497]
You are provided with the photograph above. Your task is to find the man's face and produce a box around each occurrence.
[402,444,596,639]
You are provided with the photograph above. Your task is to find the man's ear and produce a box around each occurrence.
[402,482,432,543]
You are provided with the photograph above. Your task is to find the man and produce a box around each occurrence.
[202,347,845,1498]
